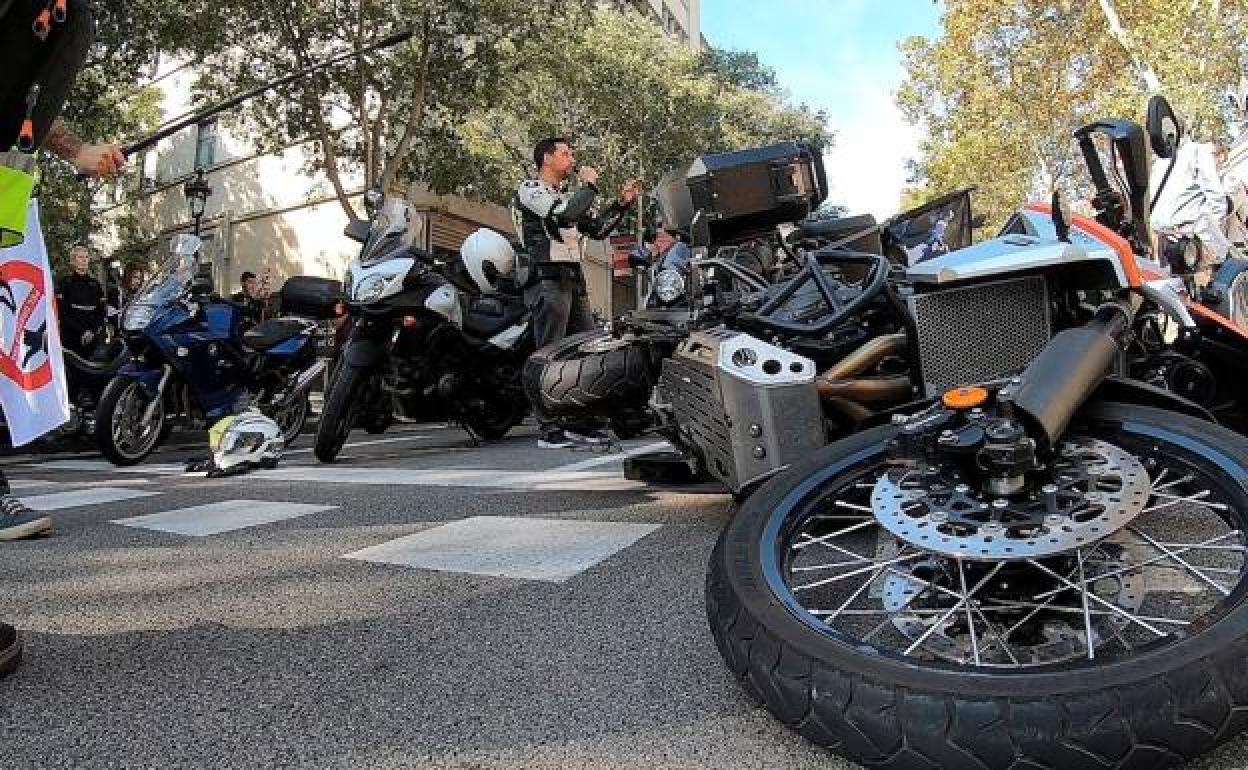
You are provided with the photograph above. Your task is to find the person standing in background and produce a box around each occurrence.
[56,243,106,354]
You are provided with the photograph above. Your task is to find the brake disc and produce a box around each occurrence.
[872,438,1152,561]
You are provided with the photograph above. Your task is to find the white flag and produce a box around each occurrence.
[0,200,70,446]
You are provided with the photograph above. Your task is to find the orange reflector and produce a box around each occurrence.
[402,315,418,329]
[942,386,989,410]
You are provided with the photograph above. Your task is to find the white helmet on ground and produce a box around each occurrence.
[461,228,515,294]
[204,410,284,477]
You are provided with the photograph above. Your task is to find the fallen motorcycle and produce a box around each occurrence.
[314,192,532,462]
[96,234,327,465]
[700,111,1248,767]
[523,142,895,442]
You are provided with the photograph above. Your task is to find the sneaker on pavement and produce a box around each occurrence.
[0,495,51,541]
[0,621,21,678]
[537,429,576,449]
[567,428,611,446]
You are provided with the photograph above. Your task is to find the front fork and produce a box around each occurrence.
[892,293,1143,484]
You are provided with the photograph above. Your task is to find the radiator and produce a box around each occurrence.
[908,275,1051,395]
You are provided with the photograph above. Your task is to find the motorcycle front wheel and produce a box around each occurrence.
[708,402,1248,769]
[313,364,371,463]
[95,376,167,466]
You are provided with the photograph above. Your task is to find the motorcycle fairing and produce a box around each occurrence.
[142,300,250,418]
[117,361,165,400]
[905,207,1131,287]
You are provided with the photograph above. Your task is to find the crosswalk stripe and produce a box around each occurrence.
[21,488,159,511]
[247,465,654,492]
[21,459,185,475]
[285,434,429,456]
[343,516,662,582]
[112,500,336,536]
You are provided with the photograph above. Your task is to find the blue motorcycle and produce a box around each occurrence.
[95,234,327,465]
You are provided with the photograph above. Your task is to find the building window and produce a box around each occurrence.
[194,119,218,169]
[133,150,157,193]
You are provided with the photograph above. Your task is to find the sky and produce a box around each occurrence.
[701,0,942,219]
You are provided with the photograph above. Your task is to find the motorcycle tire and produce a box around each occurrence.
[95,376,167,466]
[314,364,369,463]
[522,331,656,419]
[707,402,1248,769]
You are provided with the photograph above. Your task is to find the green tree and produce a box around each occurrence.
[698,47,780,93]
[195,0,588,223]
[458,7,831,208]
[36,0,192,269]
[897,0,1248,231]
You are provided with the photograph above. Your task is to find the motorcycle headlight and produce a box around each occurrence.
[353,274,389,303]
[122,303,156,332]
[654,268,686,303]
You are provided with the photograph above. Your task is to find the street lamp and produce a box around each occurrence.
[183,167,212,236]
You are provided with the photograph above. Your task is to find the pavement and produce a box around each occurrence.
[0,422,836,770]
[2,422,1248,770]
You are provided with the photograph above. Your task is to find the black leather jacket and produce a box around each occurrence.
[511,179,629,264]
[56,271,105,342]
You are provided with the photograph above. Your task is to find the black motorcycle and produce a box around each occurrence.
[313,192,533,462]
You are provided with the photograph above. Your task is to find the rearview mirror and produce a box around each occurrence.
[1147,95,1182,159]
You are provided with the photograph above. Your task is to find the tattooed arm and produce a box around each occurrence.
[43,119,83,160]
[44,119,125,178]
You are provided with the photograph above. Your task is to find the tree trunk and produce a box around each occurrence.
[379,17,432,194]
[1095,0,1163,92]
[310,92,360,223]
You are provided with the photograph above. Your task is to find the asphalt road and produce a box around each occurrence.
[2,423,1248,769]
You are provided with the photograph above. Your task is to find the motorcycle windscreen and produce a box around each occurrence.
[886,188,975,266]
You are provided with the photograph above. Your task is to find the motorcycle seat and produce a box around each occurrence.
[242,318,309,352]
[462,295,527,340]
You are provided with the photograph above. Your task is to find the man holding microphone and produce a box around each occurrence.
[512,137,639,449]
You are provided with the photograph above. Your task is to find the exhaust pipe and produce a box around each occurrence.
[816,333,912,419]
[817,376,912,403]
[822,333,908,381]
[1003,298,1136,450]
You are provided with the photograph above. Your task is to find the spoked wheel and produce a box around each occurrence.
[708,403,1248,768]
[95,377,167,466]
[271,396,309,447]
